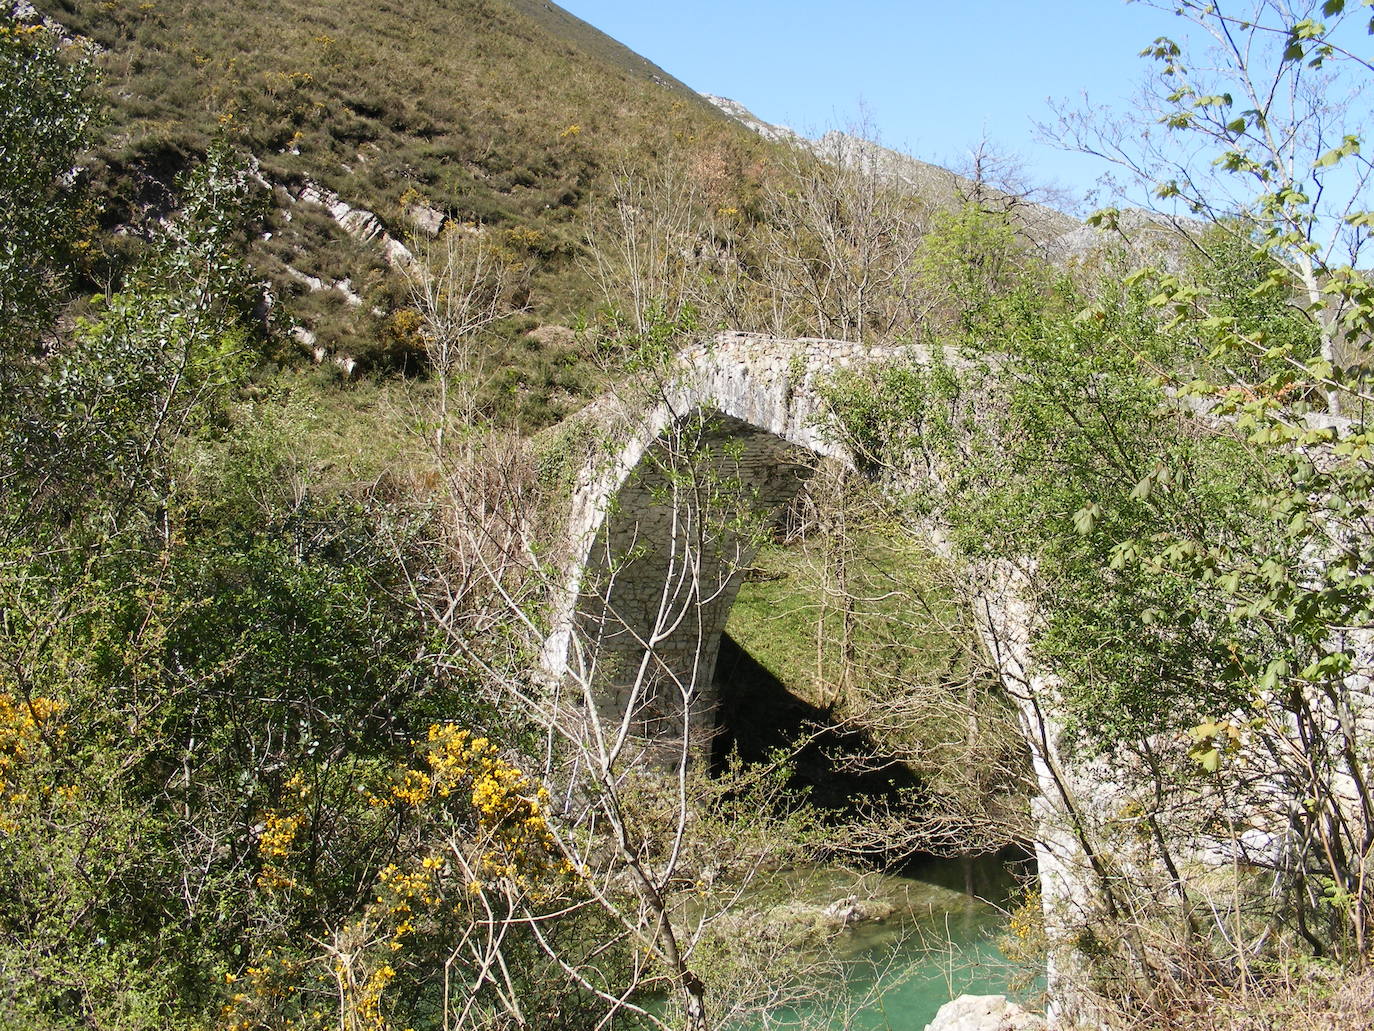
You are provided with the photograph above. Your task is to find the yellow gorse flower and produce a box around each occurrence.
[0,693,69,826]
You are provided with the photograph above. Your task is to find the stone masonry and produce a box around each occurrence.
[541,331,915,743]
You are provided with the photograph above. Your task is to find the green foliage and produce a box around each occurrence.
[0,128,503,1026]
[826,256,1285,744]
[3,138,264,526]
[914,204,1039,338]
[0,400,479,1025]
[822,353,962,481]
[0,22,96,357]
[825,2,1374,965]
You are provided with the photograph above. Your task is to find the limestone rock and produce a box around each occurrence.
[291,180,412,269]
[925,995,1044,1031]
[703,94,807,147]
[821,895,894,925]
[406,202,446,238]
[1046,207,1200,273]
[382,236,414,269]
[10,0,108,51]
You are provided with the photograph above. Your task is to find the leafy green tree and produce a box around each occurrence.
[0,21,96,361]
[1,136,264,547]
[829,2,1374,999]
[1051,0,1374,405]
[1068,0,1374,958]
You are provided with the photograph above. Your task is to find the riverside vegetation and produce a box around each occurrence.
[3,1,1374,1029]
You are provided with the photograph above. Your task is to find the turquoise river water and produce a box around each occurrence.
[735,855,1035,1031]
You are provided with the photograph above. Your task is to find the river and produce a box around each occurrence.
[732,854,1035,1031]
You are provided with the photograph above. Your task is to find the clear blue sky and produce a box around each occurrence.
[558,0,1188,208]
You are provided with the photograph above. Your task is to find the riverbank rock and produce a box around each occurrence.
[708,893,896,947]
[821,895,893,925]
[767,895,895,934]
[925,994,1044,1031]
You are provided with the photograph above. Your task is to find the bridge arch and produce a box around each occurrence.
[542,332,912,747]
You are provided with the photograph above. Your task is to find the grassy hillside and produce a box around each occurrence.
[503,0,704,97]
[25,0,1079,440]
[34,0,753,417]
[49,0,730,218]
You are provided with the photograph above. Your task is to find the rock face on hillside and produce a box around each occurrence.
[1047,206,1205,272]
[925,995,1045,1031]
[705,95,1080,246]
[706,94,1207,272]
[703,94,809,146]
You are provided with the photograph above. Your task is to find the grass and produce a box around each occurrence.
[39,0,758,401]
[726,529,969,713]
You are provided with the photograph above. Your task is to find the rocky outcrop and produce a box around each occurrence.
[704,96,1079,246]
[281,264,365,307]
[405,201,447,238]
[926,995,1045,1031]
[708,893,896,947]
[823,895,894,924]
[9,0,106,51]
[288,180,414,269]
[1046,206,1203,273]
[703,94,808,146]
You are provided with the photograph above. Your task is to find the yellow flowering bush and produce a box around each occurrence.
[0,692,68,826]
[503,225,545,252]
[375,724,566,888]
[225,727,582,1030]
[259,811,301,858]
[218,950,306,1031]
[254,771,311,890]
[997,889,1047,990]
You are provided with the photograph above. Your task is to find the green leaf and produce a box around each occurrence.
[1073,503,1102,536]
[1187,737,1223,772]
[1314,136,1361,169]
[1086,207,1121,230]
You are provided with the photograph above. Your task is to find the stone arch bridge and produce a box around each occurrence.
[536,331,1099,1020]
[540,331,946,745]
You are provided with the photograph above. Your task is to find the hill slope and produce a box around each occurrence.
[19,0,1092,432]
[705,95,1081,245]
[22,0,750,405]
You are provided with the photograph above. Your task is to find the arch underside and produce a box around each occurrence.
[572,408,821,742]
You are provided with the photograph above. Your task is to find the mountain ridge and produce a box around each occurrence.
[704,93,1082,245]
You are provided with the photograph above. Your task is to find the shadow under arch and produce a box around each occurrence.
[567,405,826,745]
